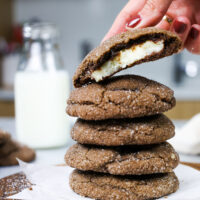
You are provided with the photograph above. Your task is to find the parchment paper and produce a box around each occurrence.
[10,161,200,200]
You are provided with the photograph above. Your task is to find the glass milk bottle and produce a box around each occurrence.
[15,23,70,148]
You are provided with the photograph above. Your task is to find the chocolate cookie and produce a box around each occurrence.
[0,143,36,166]
[0,129,10,145]
[67,75,176,120]
[70,170,179,200]
[0,173,32,198]
[65,142,179,175]
[0,139,18,158]
[71,114,175,146]
[73,28,182,87]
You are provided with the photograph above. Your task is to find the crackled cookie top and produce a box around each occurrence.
[73,27,181,87]
[70,170,179,200]
[67,75,176,120]
[65,142,179,175]
[71,114,175,146]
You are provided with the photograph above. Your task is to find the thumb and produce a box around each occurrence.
[127,0,173,29]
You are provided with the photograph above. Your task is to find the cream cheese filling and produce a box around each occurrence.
[91,40,164,82]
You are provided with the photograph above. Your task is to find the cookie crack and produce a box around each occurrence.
[87,152,172,174]
[152,93,174,106]
[69,83,173,109]
[87,177,140,199]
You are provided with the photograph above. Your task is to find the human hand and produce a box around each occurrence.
[102,0,200,54]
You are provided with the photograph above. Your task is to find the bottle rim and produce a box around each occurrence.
[23,22,59,41]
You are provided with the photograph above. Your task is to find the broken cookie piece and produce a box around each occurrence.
[73,28,182,87]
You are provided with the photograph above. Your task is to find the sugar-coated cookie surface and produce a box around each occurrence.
[70,170,179,200]
[73,28,182,87]
[67,75,176,120]
[0,173,32,198]
[65,142,179,175]
[71,114,175,146]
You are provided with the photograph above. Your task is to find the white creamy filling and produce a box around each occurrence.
[91,40,164,82]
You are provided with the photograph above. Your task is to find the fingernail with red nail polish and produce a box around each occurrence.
[127,14,141,28]
[173,20,187,34]
[190,27,199,39]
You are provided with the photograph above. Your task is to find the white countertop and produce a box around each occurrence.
[0,118,200,179]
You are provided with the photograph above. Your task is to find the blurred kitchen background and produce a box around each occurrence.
[0,0,200,119]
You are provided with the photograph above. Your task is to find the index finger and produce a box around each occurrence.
[133,0,173,28]
[102,0,146,42]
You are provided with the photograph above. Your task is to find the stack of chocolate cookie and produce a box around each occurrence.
[65,28,182,200]
[0,129,35,166]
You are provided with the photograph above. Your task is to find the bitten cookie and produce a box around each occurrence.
[0,143,36,166]
[70,170,179,200]
[65,142,179,175]
[67,75,176,120]
[73,27,182,87]
[71,114,175,146]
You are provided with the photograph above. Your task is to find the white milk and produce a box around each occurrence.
[15,70,70,148]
